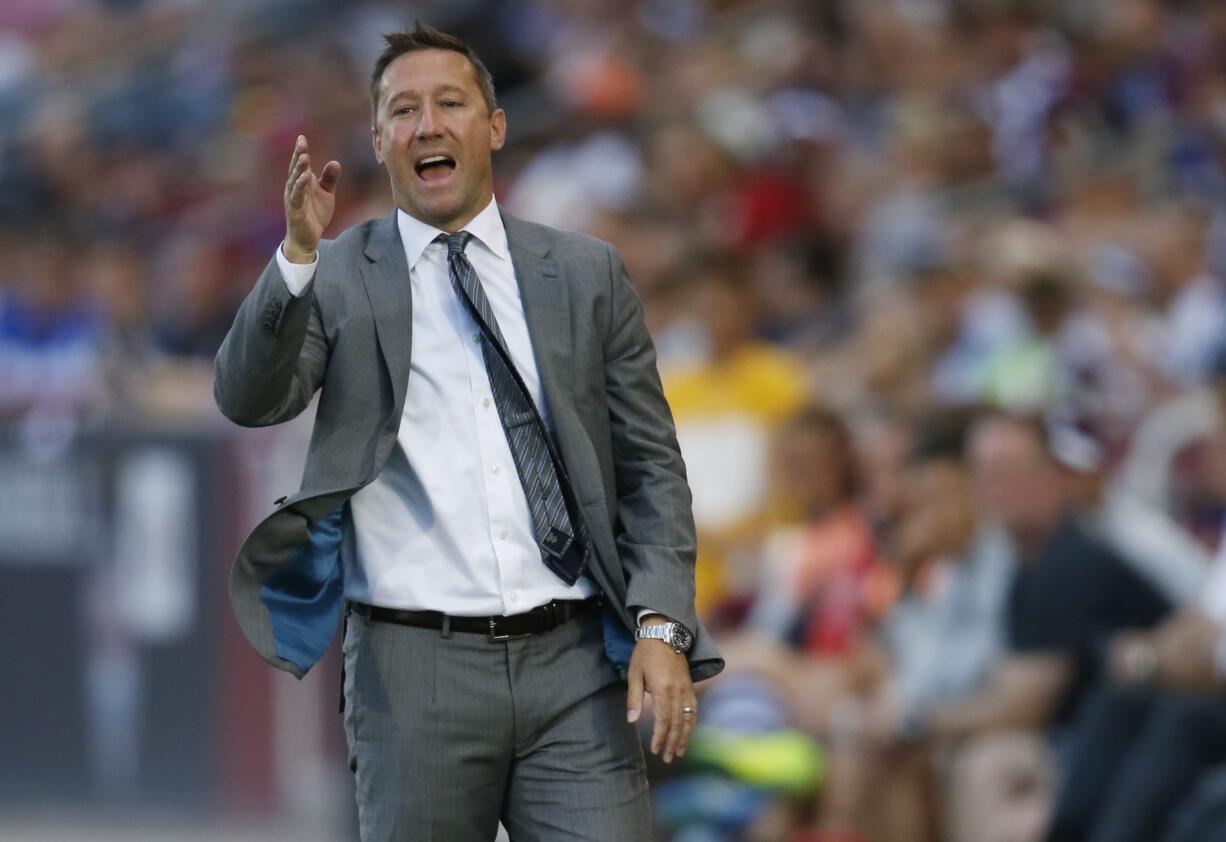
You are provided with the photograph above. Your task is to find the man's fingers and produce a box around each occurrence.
[319,160,342,193]
[286,153,310,203]
[288,135,307,177]
[664,692,696,763]
[677,699,697,758]
[626,663,644,724]
[663,696,683,762]
[650,694,670,756]
[288,168,311,209]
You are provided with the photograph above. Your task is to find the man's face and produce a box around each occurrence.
[968,418,1066,540]
[372,49,506,231]
[894,459,976,569]
[776,425,850,514]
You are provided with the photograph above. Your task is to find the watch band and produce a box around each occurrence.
[634,619,693,653]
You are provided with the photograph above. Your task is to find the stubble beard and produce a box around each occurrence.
[395,170,490,232]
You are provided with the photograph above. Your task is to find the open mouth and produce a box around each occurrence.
[415,153,456,182]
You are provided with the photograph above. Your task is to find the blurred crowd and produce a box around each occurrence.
[4,0,1226,840]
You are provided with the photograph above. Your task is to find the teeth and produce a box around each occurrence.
[420,155,448,165]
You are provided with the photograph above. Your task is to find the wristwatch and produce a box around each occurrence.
[635,619,694,654]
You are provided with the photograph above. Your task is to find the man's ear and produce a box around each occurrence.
[372,124,384,165]
[489,108,506,152]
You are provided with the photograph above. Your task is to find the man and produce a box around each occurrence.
[883,413,1012,742]
[924,414,1170,741]
[213,24,722,841]
[811,411,1014,842]
[1058,395,1226,842]
[915,414,1170,842]
[1111,347,1226,694]
[1112,416,1226,695]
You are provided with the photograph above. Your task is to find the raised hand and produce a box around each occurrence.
[284,135,341,263]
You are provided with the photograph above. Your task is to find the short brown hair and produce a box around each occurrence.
[369,23,497,125]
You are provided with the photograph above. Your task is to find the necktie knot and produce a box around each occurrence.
[437,231,473,259]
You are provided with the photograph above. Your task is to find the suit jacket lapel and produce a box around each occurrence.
[502,210,573,404]
[360,210,413,412]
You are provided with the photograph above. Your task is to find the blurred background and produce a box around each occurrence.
[2,0,1226,840]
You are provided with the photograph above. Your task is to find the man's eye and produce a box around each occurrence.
[442,100,461,108]
[393,106,415,116]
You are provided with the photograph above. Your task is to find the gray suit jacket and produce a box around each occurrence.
[213,208,723,682]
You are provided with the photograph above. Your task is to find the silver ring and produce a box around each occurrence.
[681,706,695,717]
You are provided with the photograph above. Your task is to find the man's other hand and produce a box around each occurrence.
[284,135,341,263]
[626,616,696,764]
[1112,610,1224,694]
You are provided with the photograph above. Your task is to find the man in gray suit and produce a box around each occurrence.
[213,23,722,841]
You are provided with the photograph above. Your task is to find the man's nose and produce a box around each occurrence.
[415,104,441,138]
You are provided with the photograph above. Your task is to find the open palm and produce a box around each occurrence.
[284,135,341,261]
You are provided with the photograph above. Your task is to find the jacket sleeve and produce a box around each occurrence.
[213,249,330,427]
[600,242,699,638]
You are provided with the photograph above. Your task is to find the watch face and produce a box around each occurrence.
[671,624,693,650]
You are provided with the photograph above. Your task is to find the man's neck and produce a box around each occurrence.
[1014,517,1065,563]
[399,191,495,234]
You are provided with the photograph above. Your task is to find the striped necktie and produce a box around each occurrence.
[438,231,589,585]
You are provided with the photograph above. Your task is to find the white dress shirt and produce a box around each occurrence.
[1198,522,1226,624]
[276,198,656,623]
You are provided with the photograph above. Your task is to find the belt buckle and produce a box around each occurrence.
[488,616,532,641]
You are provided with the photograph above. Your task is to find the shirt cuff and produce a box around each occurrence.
[636,608,665,627]
[275,241,318,297]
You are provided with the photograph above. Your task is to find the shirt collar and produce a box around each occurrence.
[396,195,510,270]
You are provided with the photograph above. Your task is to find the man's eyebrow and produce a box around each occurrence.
[384,90,418,108]
[384,85,470,107]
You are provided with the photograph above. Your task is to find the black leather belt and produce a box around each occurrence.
[348,595,601,640]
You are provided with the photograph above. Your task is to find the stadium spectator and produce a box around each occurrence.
[932,413,1172,842]
[663,254,809,617]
